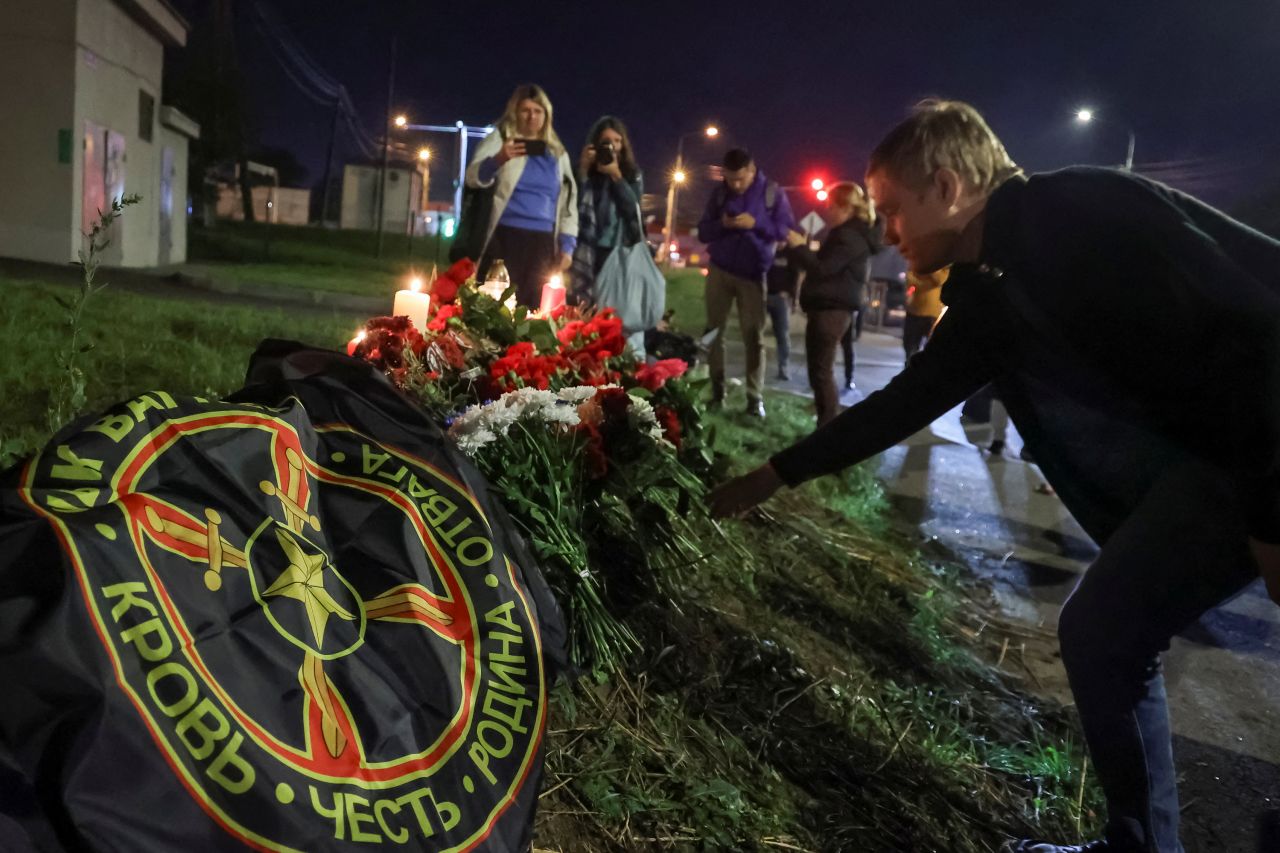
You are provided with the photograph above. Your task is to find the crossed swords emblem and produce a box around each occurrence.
[131,444,471,763]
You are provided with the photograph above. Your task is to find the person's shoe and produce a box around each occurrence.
[988,439,1005,456]
[745,398,766,418]
[844,378,856,391]
[709,382,725,411]
[1001,841,1107,853]
[776,366,790,381]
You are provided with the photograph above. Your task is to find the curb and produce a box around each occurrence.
[171,269,385,314]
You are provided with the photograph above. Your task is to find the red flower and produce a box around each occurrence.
[578,423,609,479]
[430,258,477,305]
[488,342,570,393]
[427,303,462,332]
[635,358,689,391]
[654,405,682,449]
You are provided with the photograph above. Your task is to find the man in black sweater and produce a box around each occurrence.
[710,100,1280,853]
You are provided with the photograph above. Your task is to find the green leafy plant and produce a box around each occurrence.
[47,193,141,433]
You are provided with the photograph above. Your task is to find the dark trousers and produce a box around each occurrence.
[479,225,557,308]
[805,309,852,426]
[766,293,792,370]
[902,313,936,359]
[1059,460,1257,852]
[840,310,859,383]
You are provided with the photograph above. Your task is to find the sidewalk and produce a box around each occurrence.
[723,311,1280,851]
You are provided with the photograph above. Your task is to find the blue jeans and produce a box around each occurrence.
[766,293,791,369]
[1059,460,1257,852]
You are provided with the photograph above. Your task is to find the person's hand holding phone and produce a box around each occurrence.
[497,138,526,165]
[785,229,806,248]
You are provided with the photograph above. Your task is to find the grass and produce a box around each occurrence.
[188,220,454,298]
[0,277,356,464]
[1,270,1102,850]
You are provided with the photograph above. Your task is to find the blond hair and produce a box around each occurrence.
[868,99,1021,194]
[497,83,565,156]
[827,181,875,226]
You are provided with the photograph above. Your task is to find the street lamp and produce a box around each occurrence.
[1075,107,1134,171]
[394,114,408,128]
[418,147,431,161]
[663,125,721,265]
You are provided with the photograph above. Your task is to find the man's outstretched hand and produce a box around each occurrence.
[708,463,785,518]
[1249,537,1280,605]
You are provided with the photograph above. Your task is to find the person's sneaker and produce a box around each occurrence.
[988,439,1005,456]
[844,379,856,391]
[745,398,766,418]
[1001,840,1108,853]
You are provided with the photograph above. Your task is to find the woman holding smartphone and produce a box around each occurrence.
[465,84,579,307]
[784,181,881,427]
[569,117,644,308]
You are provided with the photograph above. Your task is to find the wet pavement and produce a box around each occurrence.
[719,311,1280,852]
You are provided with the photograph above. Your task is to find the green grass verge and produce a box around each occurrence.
[0,278,355,463]
[189,220,454,297]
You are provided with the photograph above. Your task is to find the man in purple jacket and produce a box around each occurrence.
[698,148,796,417]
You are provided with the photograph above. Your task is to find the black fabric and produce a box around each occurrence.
[479,225,559,308]
[449,180,494,263]
[771,167,1280,544]
[0,341,566,852]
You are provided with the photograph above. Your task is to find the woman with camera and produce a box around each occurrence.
[464,84,578,307]
[785,181,882,427]
[569,116,649,353]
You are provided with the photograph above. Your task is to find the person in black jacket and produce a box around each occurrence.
[784,182,881,426]
[712,100,1280,853]
[765,244,798,380]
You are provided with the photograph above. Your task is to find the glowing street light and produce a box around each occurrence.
[393,114,408,128]
[810,178,825,191]
[418,147,431,161]
[816,189,829,202]
[664,124,724,266]
[1074,106,1134,171]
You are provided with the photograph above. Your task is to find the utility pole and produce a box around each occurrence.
[320,95,341,227]
[376,34,397,257]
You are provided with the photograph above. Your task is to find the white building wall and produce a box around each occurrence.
[0,0,79,265]
[74,0,166,267]
[158,124,189,263]
[340,164,423,234]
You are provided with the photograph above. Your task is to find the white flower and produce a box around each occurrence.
[626,392,665,441]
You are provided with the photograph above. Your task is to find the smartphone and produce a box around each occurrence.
[519,139,547,157]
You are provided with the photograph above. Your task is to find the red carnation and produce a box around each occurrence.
[654,405,682,449]
[635,358,689,391]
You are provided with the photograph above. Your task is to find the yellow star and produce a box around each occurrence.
[264,527,355,647]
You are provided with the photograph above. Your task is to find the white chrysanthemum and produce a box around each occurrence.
[556,386,599,404]
[454,427,497,456]
[626,393,665,441]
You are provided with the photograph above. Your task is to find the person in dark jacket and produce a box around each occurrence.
[765,244,798,380]
[698,148,796,417]
[784,182,881,426]
[711,100,1280,853]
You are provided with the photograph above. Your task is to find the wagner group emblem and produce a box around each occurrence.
[1,369,559,852]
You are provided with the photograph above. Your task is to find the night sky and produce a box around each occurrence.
[169,0,1280,215]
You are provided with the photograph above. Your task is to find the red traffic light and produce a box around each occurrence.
[810,178,825,191]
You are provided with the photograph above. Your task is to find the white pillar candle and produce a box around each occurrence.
[392,276,431,331]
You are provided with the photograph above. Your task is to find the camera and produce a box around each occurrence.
[594,141,615,166]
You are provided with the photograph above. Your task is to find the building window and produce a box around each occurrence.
[138,91,155,142]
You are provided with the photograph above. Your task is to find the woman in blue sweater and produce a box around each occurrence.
[465,84,579,307]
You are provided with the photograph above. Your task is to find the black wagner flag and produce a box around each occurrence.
[0,342,566,851]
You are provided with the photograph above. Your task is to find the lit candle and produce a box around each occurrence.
[346,329,367,356]
[538,274,566,316]
[392,276,431,331]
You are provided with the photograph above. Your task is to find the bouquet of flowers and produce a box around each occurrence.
[346,262,711,673]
